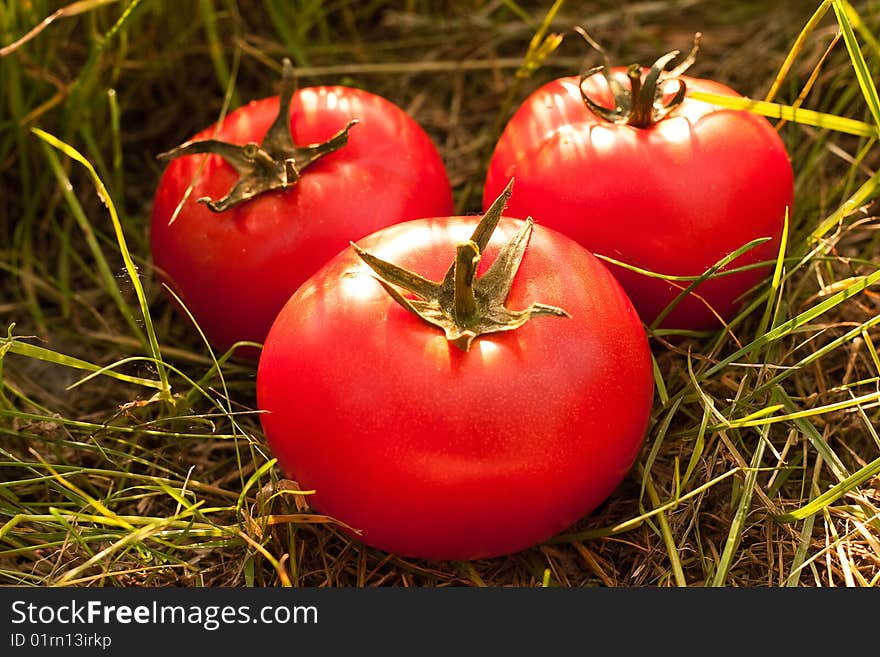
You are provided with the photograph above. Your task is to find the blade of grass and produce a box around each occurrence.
[764,0,832,102]
[639,396,683,504]
[2,335,165,391]
[164,45,241,227]
[774,454,880,523]
[723,390,880,431]
[643,471,687,587]
[0,457,240,501]
[0,0,120,57]
[39,141,145,343]
[236,458,278,523]
[774,31,842,136]
[160,284,243,429]
[500,1,535,24]
[63,0,145,141]
[832,0,880,128]
[681,403,712,490]
[773,387,848,480]
[0,410,255,440]
[52,507,219,586]
[688,90,878,139]
[710,427,768,587]
[237,530,292,588]
[745,313,880,403]
[262,0,310,68]
[28,448,135,532]
[755,209,789,339]
[598,237,771,333]
[810,165,880,243]
[650,353,669,407]
[549,467,741,543]
[702,267,880,380]
[199,0,240,105]
[786,453,822,586]
[107,88,124,207]
[31,127,172,403]
[456,0,564,213]
[863,328,880,384]
[840,0,880,58]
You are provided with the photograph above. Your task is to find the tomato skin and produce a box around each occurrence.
[483,71,794,330]
[150,86,453,353]
[256,216,654,560]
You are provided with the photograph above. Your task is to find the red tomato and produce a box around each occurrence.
[256,199,654,560]
[484,56,793,330]
[151,68,453,354]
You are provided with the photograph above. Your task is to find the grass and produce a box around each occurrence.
[1,0,879,587]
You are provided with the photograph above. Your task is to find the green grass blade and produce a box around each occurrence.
[107,88,124,204]
[644,471,687,587]
[832,0,880,128]
[0,0,120,57]
[746,313,880,403]
[199,0,239,106]
[764,0,832,102]
[639,396,683,504]
[810,166,880,242]
[500,1,535,25]
[710,428,768,587]
[724,390,880,431]
[786,457,822,586]
[840,0,880,58]
[31,128,172,402]
[262,0,309,67]
[702,268,880,380]
[57,0,144,151]
[650,238,771,330]
[550,468,742,543]
[651,353,669,406]
[681,404,711,490]
[39,141,145,342]
[755,208,789,339]
[236,458,279,530]
[2,336,165,391]
[771,387,848,480]
[455,0,564,214]
[596,238,771,285]
[774,455,880,523]
[688,90,878,138]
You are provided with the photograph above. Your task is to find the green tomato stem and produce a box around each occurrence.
[156,58,358,212]
[352,180,569,352]
[576,30,701,128]
[453,241,480,324]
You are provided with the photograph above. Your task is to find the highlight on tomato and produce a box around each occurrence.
[256,181,655,561]
[150,59,454,354]
[484,31,794,331]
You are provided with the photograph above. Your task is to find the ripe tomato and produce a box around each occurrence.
[151,60,453,353]
[484,39,793,330]
[256,186,654,560]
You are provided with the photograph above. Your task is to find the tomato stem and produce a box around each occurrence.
[453,241,480,323]
[575,29,701,128]
[351,179,569,352]
[156,58,358,212]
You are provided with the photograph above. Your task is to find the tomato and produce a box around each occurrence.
[150,60,453,353]
[483,39,793,330]
[256,185,654,560]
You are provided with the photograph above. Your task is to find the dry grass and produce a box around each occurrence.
[1,0,879,587]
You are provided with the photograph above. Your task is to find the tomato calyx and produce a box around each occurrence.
[157,58,358,212]
[351,180,569,351]
[575,28,702,128]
